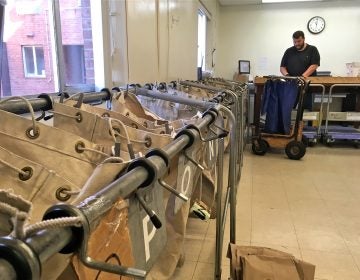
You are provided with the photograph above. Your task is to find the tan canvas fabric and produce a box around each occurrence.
[63,100,170,135]
[112,91,167,126]
[53,102,172,155]
[227,244,316,280]
[0,109,109,186]
[0,145,79,224]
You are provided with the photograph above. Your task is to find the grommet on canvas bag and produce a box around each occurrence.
[25,126,40,139]
[55,186,72,202]
[144,136,152,148]
[18,167,33,181]
[0,96,41,140]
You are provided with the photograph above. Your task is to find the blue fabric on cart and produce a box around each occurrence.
[261,79,299,134]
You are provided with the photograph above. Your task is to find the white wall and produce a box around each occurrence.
[105,0,219,86]
[217,0,360,79]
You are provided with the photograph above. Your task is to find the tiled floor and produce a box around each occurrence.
[172,145,360,280]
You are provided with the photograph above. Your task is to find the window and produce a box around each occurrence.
[63,45,85,85]
[1,0,97,97]
[197,10,207,71]
[22,46,45,77]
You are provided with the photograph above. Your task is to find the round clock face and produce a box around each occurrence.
[308,16,325,34]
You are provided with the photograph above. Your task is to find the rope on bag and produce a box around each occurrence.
[76,146,110,157]
[49,110,81,120]
[108,118,151,145]
[24,216,82,238]
[100,157,126,164]
[0,96,38,136]
[60,189,80,196]
[63,92,84,103]
[108,117,131,144]
[0,158,28,176]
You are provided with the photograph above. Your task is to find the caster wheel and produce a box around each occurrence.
[252,139,268,156]
[285,141,306,160]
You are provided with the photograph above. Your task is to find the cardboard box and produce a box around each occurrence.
[233,73,249,83]
[228,244,316,280]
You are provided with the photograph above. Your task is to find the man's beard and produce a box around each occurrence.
[295,43,305,50]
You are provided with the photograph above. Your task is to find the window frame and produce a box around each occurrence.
[22,45,46,78]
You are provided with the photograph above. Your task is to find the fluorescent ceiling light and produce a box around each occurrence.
[262,0,323,3]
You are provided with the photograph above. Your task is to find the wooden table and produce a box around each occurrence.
[253,76,360,128]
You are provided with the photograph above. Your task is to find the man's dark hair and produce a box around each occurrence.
[293,30,305,39]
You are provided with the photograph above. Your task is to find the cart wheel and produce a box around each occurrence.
[325,137,334,147]
[354,141,360,149]
[252,139,268,156]
[285,141,306,160]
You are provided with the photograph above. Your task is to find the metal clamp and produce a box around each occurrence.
[145,149,188,202]
[59,92,70,103]
[126,157,157,189]
[174,127,197,149]
[0,237,41,280]
[145,148,170,168]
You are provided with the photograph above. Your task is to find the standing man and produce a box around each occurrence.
[280,30,320,77]
[280,30,320,110]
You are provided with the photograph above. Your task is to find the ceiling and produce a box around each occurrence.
[219,0,262,5]
[218,0,338,6]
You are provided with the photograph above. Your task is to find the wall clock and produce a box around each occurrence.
[307,16,325,34]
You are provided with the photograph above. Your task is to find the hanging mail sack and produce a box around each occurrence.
[63,99,171,135]
[147,132,203,280]
[52,102,172,155]
[0,98,108,187]
[112,90,168,128]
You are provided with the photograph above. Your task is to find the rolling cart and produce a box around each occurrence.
[302,84,326,146]
[323,84,360,147]
[251,76,310,160]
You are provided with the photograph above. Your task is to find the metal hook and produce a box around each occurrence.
[158,179,188,202]
[35,111,46,121]
[78,212,147,279]
[74,93,84,108]
[184,152,204,171]
[135,191,162,229]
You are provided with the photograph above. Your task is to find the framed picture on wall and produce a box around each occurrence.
[239,60,250,74]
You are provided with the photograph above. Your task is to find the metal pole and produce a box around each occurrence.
[179,81,223,93]
[215,135,225,280]
[25,227,73,264]
[309,84,325,137]
[135,88,216,109]
[0,259,16,280]
[0,91,110,114]
[222,92,239,244]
